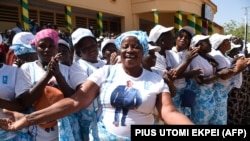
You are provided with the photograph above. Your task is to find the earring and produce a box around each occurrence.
[161,41,164,45]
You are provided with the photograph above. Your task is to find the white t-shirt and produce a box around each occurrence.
[153,52,168,71]
[209,50,232,87]
[88,64,169,138]
[15,61,70,141]
[226,55,242,88]
[190,55,215,88]
[69,59,106,90]
[152,50,173,71]
[69,58,106,118]
[0,64,18,118]
[15,61,70,96]
[169,47,190,88]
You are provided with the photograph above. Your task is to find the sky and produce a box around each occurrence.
[211,0,250,26]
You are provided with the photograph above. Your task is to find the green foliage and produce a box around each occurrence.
[223,20,250,42]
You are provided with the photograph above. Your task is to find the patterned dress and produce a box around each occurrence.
[69,59,105,141]
[227,70,250,125]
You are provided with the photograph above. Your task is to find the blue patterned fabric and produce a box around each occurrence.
[172,80,192,116]
[10,44,36,55]
[0,128,32,141]
[115,30,149,56]
[95,122,130,141]
[75,99,100,141]
[209,82,233,125]
[188,79,216,124]
[58,113,83,141]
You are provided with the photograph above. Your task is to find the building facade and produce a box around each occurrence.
[0,0,224,37]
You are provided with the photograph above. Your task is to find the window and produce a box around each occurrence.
[0,5,18,22]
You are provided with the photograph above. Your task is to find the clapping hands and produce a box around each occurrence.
[47,53,62,76]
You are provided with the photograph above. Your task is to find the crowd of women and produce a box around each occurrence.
[0,23,249,141]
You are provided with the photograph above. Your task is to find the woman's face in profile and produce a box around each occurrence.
[120,36,143,69]
[159,32,174,51]
[199,39,212,53]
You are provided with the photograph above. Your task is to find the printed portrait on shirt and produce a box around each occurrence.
[110,80,142,127]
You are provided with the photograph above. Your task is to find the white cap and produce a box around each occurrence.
[230,43,241,50]
[148,44,161,52]
[71,28,95,46]
[148,25,174,43]
[227,43,241,54]
[12,32,35,45]
[209,33,232,50]
[100,38,115,53]
[58,39,70,49]
[179,26,195,37]
[190,34,210,47]
[10,32,36,55]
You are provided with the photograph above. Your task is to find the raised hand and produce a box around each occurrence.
[109,52,120,65]
[185,46,200,62]
[233,57,249,73]
[167,69,178,80]
[47,53,62,77]
[162,70,176,97]
[188,68,203,78]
